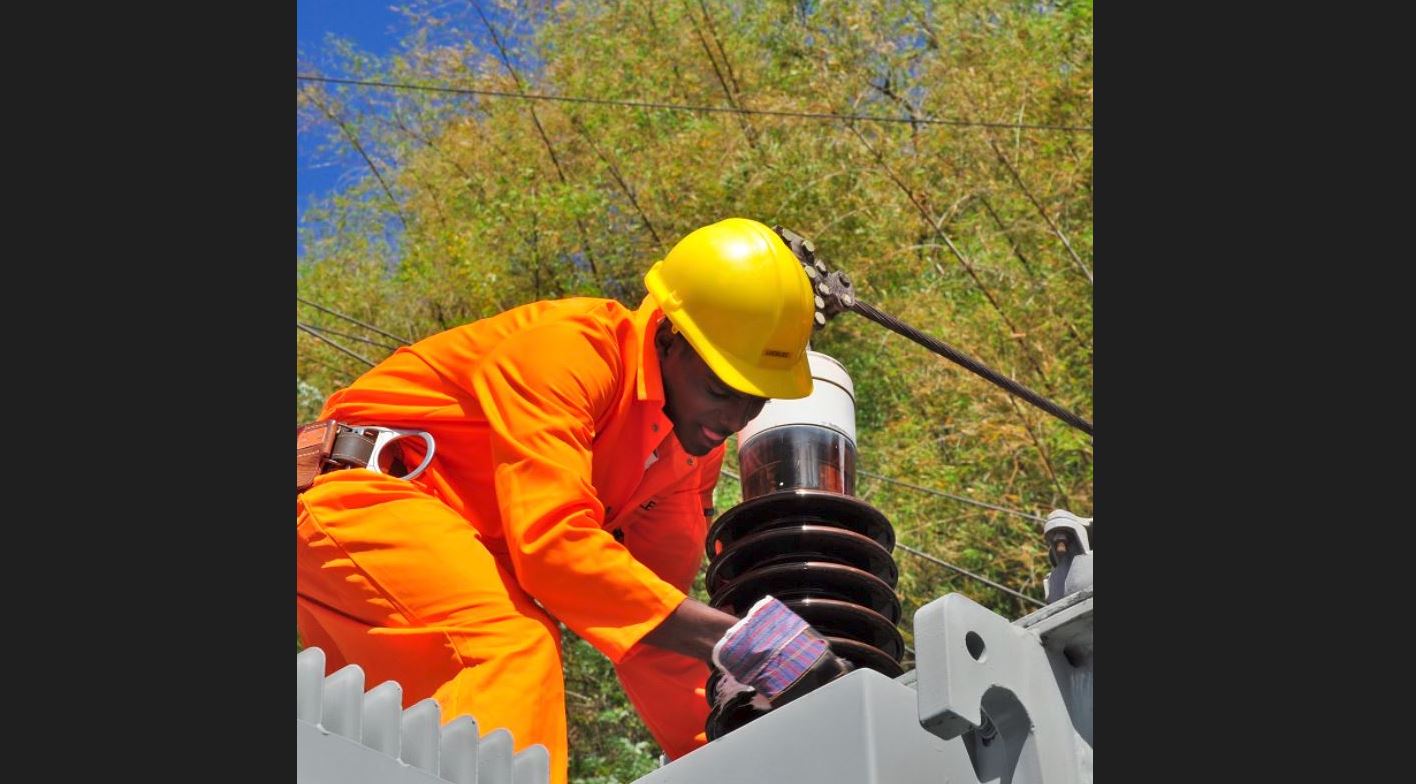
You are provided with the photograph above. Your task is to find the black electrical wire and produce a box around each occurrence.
[297,323,377,367]
[296,75,1092,133]
[718,468,1044,604]
[857,470,1048,523]
[297,297,415,345]
[299,321,403,351]
[896,543,1045,608]
[850,299,1092,436]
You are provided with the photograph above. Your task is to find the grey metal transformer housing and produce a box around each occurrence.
[634,588,1093,784]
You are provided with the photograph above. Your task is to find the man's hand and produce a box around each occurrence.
[710,595,853,710]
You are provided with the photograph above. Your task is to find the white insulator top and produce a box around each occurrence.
[737,350,856,446]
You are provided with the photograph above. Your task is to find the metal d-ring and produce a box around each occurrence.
[353,426,436,481]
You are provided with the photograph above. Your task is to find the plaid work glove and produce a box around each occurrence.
[710,595,853,711]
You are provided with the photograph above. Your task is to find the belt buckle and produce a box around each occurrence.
[344,425,436,481]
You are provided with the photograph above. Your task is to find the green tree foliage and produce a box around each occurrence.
[297,1,1090,779]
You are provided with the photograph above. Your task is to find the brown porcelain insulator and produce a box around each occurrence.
[704,524,898,594]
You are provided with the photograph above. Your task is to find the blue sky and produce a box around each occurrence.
[297,2,410,228]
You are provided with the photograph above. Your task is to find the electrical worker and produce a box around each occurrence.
[297,218,850,784]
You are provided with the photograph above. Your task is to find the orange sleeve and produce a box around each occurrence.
[468,318,688,663]
[612,447,723,759]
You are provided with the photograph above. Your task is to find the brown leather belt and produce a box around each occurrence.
[297,421,412,492]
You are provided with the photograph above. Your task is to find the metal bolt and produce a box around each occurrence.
[818,282,830,295]
[814,312,827,326]
[814,295,826,309]
[842,293,854,307]
[814,260,828,274]
[839,273,851,286]
[804,266,819,280]
[977,712,998,745]
[803,239,815,253]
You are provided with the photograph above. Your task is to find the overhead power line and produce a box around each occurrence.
[857,470,1047,523]
[297,323,377,367]
[896,543,1045,608]
[299,321,403,351]
[725,467,1045,524]
[296,75,1093,133]
[849,298,1093,436]
[718,468,1044,605]
[297,297,415,345]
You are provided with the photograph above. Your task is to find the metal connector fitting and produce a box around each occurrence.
[774,225,856,331]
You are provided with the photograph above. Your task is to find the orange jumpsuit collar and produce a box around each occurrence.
[634,294,667,404]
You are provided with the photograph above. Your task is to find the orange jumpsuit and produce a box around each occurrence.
[296,295,721,784]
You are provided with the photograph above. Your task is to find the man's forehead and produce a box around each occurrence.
[704,364,767,403]
[677,332,767,402]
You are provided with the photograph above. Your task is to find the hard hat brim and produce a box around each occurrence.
[680,321,814,400]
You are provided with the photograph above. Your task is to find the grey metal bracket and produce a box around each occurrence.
[1044,510,1094,603]
[915,591,1092,784]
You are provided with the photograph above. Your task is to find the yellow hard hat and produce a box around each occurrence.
[645,218,815,399]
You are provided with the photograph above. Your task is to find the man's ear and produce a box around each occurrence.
[654,317,677,355]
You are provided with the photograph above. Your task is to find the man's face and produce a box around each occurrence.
[657,324,769,457]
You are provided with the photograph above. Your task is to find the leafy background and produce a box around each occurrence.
[297,1,1091,779]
